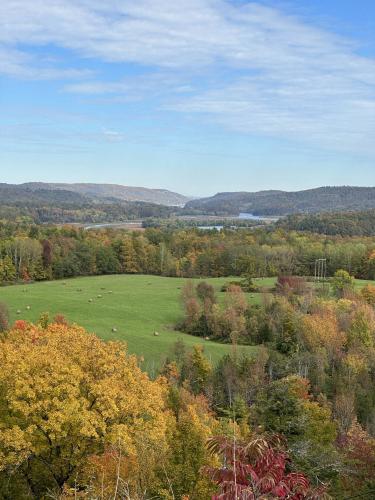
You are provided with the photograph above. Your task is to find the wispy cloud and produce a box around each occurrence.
[1,0,375,155]
[0,44,92,80]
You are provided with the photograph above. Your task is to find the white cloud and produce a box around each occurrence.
[0,44,92,79]
[101,128,126,143]
[1,0,375,155]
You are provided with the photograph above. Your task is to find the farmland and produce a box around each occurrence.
[0,275,272,369]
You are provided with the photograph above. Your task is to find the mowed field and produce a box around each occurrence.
[0,275,274,370]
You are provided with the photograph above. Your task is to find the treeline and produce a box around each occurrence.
[2,224,375,284]
[278,209,375,236]
[0,201,176,224]
[142,217,262,229]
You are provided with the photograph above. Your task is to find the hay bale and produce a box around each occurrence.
[97,294,102,298]
[16,309,21,314]
[153,331,159,336]
[112,327,118,333]
[108,290,113,294]
[205,336,210,341]
[26,305,31,310]
[88,299,93,303]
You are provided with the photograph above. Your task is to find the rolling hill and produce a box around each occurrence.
[0,184,89,205]
[0,183,178,223]
[21,182,190,206]
[184,186,375,216]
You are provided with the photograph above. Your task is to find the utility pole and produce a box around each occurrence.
[314,258,327,291]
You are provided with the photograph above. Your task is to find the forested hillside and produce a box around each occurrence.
[278,209,375,236]
[0,184,177,223]
[0,184,90,204]
[19,182,190,206]
[185,186,375,215]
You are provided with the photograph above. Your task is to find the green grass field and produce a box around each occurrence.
[354,279,375,289]
[0,275,274,370]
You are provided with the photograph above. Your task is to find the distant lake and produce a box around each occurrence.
[198,225,224,230]
[239,213,280,221]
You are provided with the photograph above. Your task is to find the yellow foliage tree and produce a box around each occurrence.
[301,309,345,362]
[0,322,167,497]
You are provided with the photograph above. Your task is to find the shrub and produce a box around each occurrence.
[332,270,355,297]
[276,275,309,296]
[38,311,50,329]
[205,434,327,499]
[13,319,28,331]
[53,313,69,326]
[196,281,216,303]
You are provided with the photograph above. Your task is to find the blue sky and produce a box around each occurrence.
[1,0,375,196]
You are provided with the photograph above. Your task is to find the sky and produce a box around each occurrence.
[1,0,375,196]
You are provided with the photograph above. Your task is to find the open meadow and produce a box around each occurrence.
[0,275,273,370]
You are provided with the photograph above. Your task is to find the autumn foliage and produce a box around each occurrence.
[205,434,327,499]
[0,322,167,497]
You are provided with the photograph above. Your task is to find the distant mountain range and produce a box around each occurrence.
[5,182,190,207]
[0,183,178,224]
[2,184,375,217]
[184,186,375,215]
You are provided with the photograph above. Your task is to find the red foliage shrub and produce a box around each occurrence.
[13,320,29,331]
[21,268,31,282]
[205,434,327,499]
[53,314,69,326]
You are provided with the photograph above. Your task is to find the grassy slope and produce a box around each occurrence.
[0,275,274,370]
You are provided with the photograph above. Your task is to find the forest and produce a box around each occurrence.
[1,272,375,498]
[0,201,175,224]
[1,222,375,498]
[278,209,375,237]
[2,223,375,285]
